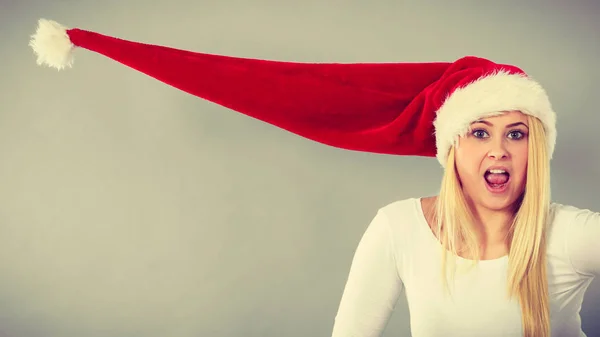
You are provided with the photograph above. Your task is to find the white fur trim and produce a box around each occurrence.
[29,19,74,70]
[433,70,557,167]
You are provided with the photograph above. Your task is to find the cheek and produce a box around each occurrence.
[455,160,477,178]
[511,144,529,180]
[454,148,484,182]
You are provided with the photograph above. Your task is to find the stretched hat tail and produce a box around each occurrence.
[29,19,557,165]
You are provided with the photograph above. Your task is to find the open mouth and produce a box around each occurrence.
[484,169,510,191]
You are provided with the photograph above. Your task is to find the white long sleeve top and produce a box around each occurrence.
[331,198,599,337]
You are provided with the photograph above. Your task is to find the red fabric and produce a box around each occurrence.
[66,28,523,158]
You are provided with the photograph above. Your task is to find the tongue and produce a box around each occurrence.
[486,173,509,185]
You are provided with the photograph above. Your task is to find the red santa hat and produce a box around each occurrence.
[29,19,557,167]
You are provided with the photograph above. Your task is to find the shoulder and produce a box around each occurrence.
[376,197,424,224]
[545,202,597,243]
[356,197,428,264]
[548,202,599,228]
[372,197,429,242]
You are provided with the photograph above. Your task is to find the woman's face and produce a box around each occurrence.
[454,111,529,212]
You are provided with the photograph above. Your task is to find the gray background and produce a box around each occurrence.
[1,0,599,336]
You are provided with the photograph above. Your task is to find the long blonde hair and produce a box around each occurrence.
[434,115,551,337]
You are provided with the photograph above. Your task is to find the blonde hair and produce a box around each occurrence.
[434,115,551,337]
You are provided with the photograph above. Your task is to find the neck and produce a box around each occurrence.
[468,202,515,247]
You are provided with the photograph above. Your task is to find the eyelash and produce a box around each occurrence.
[471,129,526,140]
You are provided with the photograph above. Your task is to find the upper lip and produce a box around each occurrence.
[484,165,510,175]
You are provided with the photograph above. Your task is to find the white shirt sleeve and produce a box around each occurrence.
[331,210,404,337]
[566,206,600,277]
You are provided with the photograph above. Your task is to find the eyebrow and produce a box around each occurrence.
[472,120,529,129]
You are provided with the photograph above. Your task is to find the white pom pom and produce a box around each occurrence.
[29,19,75,71]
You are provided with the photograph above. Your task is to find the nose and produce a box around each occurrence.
[487,138,509,160]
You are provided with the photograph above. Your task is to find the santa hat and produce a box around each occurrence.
[29,19,557,167]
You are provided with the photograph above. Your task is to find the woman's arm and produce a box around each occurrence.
[565,206,600,277]
[331,210,404,337]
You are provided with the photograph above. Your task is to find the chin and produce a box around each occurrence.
[478,195,520,212]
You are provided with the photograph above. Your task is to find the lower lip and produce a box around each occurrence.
[485,178,510,194]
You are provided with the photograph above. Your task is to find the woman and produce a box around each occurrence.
[30,19,599,337]
[331,110,599,337]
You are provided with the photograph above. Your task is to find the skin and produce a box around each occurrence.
[423,110,530,259]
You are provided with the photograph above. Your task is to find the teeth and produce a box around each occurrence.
[488,169,506,174]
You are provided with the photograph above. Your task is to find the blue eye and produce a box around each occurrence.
[472,129,489,138]
[470,128,527,140]
[508,130,525,140]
